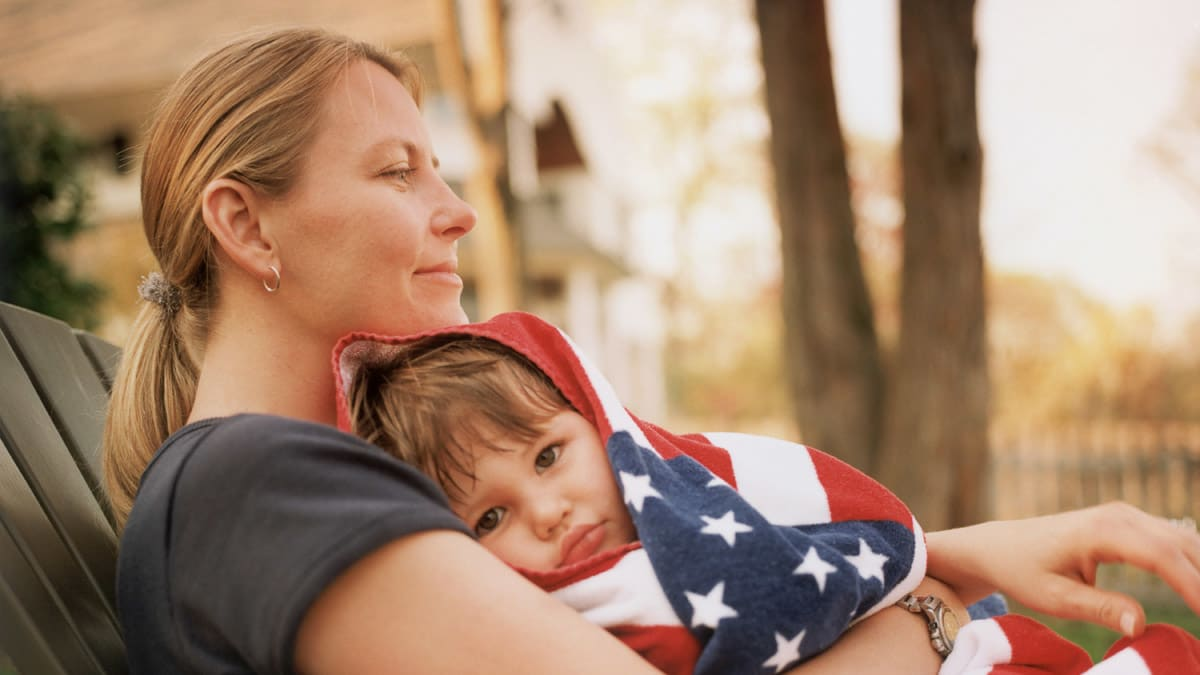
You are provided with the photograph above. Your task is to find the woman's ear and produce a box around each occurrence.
[201,178,278,282]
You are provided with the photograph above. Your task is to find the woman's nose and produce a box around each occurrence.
[431,182,476,241]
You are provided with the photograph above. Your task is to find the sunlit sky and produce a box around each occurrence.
[827,0,1200,325]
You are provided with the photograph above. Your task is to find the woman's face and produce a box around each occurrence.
[262,59,477,341]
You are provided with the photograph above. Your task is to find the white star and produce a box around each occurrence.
[685,581,739,629]
[762,630,806,673]
[793,546,839,593]
[619,471,662,512]
[699,510,754,547]
[845,538,889,584]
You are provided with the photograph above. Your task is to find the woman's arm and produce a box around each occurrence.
[298,531,967,675]
[294,530,661,674]
[926,502,1200,637]
[781,576,967,675]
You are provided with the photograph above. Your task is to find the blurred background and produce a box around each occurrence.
[2,0,1198,654]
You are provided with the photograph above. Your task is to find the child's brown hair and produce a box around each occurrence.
[347,335,572,501]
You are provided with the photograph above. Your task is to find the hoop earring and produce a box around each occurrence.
[263,265,281,293]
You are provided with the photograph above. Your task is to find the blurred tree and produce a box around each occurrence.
[990,272,1200,425]
[589,0,779,430]
[0,94,103,328]
[1150,52,1200,203]
[756,0,986,529]
[755,0,884,473]
[877,1,987,528]
[668,283,791,432]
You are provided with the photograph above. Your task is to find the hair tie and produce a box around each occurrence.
[138,272,182,316]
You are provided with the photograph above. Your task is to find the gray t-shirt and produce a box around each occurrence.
[117,414,470,674]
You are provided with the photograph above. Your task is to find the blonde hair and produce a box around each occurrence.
[103,28,421,529]
[347,337,570,502]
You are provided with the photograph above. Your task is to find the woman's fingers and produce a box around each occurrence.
[1059,504,1200,632]
[1119,512,1200,616]
[1101,506,1200,607]
[993,503,1200,636]
[1018,573,1145,637]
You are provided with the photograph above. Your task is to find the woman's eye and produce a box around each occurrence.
[383,167,415,185]
[534,445,561,472]
[475,507,505,536]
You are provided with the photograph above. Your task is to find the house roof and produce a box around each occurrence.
[0,0,444,101]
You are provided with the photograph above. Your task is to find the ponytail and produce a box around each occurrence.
[103,297,205,529]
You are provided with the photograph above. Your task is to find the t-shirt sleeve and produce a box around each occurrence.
[167,415,471,674]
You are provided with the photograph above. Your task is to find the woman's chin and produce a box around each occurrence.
[410,304,470,333]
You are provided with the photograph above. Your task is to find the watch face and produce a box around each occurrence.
[941,606,960,643]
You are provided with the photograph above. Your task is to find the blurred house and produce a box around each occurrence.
[0,0,666,418]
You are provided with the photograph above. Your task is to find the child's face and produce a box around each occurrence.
[449,409,638,571]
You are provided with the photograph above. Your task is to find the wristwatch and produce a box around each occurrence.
[896,593,960,658]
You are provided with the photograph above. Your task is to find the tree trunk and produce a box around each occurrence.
[755,0,883,471]
[877,0,989,530]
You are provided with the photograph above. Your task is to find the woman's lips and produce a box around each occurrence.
[414,261,462,287]
[559,523,606,567]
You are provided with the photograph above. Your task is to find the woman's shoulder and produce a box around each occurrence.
[133,413,456,527]
[120,414,470,674]
[172,412,373,451]
[149,413,377,475]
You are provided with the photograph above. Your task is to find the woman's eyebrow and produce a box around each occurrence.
[366,138,440,168]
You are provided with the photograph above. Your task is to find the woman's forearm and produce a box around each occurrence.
[924,523,1002,605]
[295,530,661,674]
[782,576,968,674]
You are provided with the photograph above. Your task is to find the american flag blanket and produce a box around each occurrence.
[332,312,1200,675]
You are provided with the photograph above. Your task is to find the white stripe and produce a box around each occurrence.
[855,516,928,622]
[1084,646,1151,675]
[556,327,653,451]
[704,432,831,526]
[550,548,681,628]
[938,618,1014,675]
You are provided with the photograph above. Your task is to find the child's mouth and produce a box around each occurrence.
[559,523,606,567]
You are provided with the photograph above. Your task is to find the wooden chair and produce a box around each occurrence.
[0,301,127,673]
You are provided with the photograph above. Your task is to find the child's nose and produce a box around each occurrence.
[530,495,570,540]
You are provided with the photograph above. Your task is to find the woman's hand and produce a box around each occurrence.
[926,502,1200,638]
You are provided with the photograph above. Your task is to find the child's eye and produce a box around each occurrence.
[534,445,561,472]
[475,507,506,536]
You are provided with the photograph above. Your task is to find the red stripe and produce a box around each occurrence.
[517,542,643,592]
[638,420,737,488]
[808,447,911,526]
[610,623,701,675]
[1105,623,1200,673]
[994,614,1091,674]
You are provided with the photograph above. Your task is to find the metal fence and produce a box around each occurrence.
[990,422,1200,605]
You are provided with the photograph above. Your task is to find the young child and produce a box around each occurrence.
[333,312,1200,675]
[345,334,640,573]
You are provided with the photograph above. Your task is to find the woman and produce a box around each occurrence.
[104,27,1200,674]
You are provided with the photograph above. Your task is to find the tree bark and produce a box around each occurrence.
[755,0,883,471]
[877,0,989,530]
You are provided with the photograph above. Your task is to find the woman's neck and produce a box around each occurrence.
[188,312,339,427]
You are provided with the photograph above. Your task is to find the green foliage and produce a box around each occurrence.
[0,94,104,328]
